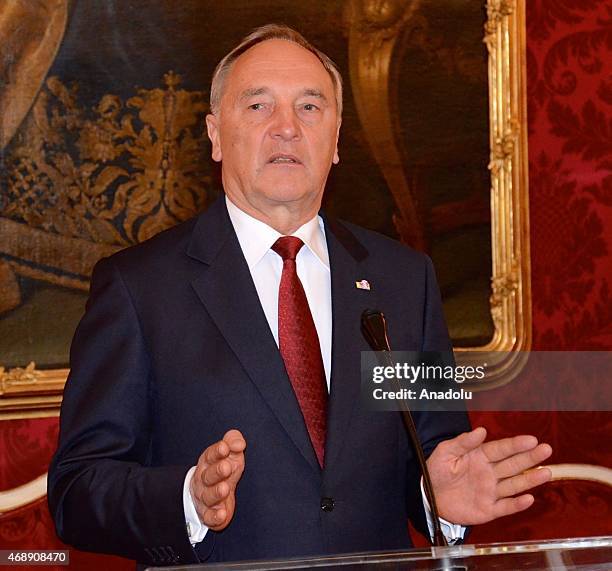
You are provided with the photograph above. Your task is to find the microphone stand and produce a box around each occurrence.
[361,309,448,548]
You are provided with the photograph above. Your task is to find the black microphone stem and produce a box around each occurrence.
[362,310,448,548]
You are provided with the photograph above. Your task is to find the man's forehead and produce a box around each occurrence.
[237,86,329,104]
[226,39,334,93]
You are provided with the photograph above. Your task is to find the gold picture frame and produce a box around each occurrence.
[0,0,530,418]
[346,0,530,386]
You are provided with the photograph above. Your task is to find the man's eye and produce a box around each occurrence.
[302,103,319,112]
[248,103,265,110]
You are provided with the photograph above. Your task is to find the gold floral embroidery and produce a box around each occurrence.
[3,71,211,247]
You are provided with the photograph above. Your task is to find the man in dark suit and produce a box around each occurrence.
[48,25,552,568]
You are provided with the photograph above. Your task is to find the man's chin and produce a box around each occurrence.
[255,181,318,206]
[263,190,313,207]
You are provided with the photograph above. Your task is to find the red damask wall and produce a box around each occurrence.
[468,0,612,543]
[0,1,610,568]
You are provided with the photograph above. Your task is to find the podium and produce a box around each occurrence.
[149,536,612,570]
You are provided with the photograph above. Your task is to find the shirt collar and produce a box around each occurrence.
[225,196,329,270]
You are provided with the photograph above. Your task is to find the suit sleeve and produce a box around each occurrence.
[404,255,472,540]
[47,256,214,566]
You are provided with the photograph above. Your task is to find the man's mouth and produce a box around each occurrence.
[268,153,302,165]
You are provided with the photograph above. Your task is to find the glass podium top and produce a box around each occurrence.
[150,536,612,570]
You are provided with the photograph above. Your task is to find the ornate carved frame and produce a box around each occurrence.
[346,0,531,386]
[0,0,530,418]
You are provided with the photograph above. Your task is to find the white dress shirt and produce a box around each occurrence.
[183,196,464,545]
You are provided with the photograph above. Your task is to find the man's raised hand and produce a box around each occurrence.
[190,429,246,531]
[427,427,552,525]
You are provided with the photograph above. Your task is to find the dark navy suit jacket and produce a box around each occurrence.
[48,197,470,567]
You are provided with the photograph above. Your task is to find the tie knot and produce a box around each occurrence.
[272,236,304,261]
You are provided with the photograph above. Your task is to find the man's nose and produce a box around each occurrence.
[269,105,301,141]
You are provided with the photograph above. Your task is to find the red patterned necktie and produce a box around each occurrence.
[272,236,328,468]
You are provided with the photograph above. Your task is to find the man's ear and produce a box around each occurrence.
[206,113,222,162]
[332,120,341,165]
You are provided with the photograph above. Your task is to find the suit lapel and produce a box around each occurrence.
[322,216,373,471]
[187,198,320,472]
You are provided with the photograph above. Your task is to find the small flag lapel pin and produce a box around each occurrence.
[355,279,371,291]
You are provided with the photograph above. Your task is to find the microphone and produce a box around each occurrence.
[361,310,448,547]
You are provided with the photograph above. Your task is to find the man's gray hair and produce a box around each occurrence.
[210,24,343,118]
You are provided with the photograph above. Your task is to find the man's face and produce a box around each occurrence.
[206,39,340,221]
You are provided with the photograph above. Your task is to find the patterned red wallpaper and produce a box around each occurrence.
[1,1,610,567]
[469,0,612,543]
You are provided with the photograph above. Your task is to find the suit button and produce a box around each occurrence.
[320,497,335,512]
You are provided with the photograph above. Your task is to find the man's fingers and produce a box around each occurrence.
[202,430,246,466]
[223,429,247,453]
[202,459,232,486]
[203,439,230,465]
[482,434,539,463]
[441,427,487,457]
[494,443,552,479]
[496,466,552,498]
[201,506,228,528]
[220,430,246,486]
[492,494,535,519]
[192,430,246,529]
[201,480,231,508]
